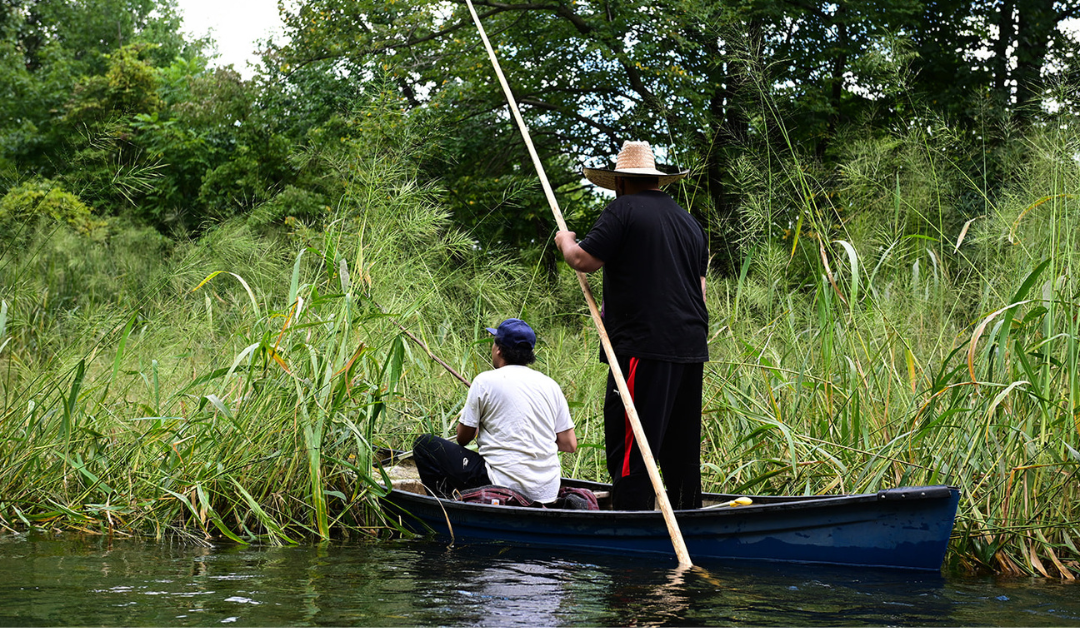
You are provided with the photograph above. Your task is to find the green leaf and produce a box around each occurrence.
[230,478,297,545]
[62,360,86,439]
[110,312,137,385]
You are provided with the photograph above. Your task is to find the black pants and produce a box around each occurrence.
[412,434,491,498]
[604,357,703,511]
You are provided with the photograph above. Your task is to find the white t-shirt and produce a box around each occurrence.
[460,365,574,503]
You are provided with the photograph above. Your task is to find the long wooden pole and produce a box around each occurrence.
[463,0,693,568]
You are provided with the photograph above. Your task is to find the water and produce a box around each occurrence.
[2,534,1079,626]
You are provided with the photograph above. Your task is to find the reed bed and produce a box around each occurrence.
[2,101,1080,577]
[0,115,541,546]
[684,109,1080,577]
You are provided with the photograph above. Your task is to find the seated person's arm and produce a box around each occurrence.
[456,422,477,446]
[555,427,577,453]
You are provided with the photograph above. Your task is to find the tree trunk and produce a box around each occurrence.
[702,23,760,278]
[993,0,1015,106]
[1012,0,1057,124]
[819,5,849,160]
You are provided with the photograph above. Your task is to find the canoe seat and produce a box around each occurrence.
[392,479,428,496]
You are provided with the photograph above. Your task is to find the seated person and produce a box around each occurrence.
[413,318,577,504]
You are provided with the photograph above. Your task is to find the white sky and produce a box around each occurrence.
[174,0,284,77]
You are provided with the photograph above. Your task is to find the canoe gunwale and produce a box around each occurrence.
[385,480,959,519]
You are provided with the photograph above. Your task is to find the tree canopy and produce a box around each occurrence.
[273,0,1080,273]
[2,0,1079,271]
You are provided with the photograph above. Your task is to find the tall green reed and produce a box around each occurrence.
[690,57,1080,576]
[0,94,611,543]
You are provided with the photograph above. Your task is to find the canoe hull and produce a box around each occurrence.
[382,481,960,571]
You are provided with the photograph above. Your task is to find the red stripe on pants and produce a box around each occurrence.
[621,357,639,477]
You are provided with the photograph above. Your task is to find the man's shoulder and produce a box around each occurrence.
[641,191,701,231]
[484,365,561,389]
[647,190,692,214]
[505,365,555,381]
[471,368,500,387]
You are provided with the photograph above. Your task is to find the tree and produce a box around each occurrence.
[1,0,193,187]
[908,0,1080,127]
[0,0,297,233]
[275,0,982,275]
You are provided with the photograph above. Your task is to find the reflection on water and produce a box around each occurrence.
[0,533,1079,626]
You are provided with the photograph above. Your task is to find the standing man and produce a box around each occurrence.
[554,141,708,511]
[413,318,577,504]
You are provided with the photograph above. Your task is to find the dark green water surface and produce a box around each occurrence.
[2,534,1079,626]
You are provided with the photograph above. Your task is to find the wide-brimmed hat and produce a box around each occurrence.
[582,141,689,190]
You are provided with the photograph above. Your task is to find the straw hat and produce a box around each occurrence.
[582,141,689,190]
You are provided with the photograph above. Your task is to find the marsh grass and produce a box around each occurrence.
[692,80,1080,576]
[0,103,574,545]
[3,94,1080,576]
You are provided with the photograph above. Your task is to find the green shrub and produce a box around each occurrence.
[0,178,105,240]
[248,185,329,228]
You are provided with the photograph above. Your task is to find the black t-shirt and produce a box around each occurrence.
[578,190,709,363]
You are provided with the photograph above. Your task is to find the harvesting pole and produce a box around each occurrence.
[462,0,693,568]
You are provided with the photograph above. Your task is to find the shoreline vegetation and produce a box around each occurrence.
[2,1,1080,579]
[3,103,1079,577]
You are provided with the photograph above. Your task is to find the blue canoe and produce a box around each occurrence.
[382,478,960,571]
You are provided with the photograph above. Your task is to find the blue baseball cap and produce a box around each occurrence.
[486,318,536,350]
